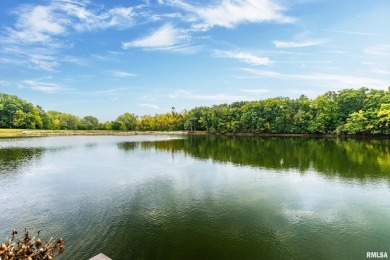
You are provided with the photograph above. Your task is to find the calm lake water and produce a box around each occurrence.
[1,135,390,259]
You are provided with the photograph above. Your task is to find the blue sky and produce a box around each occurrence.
[1,0,389,121]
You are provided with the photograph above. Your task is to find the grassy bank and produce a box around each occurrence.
[0,129,188,137]
[1,129,389,138]
[0,129,24,136]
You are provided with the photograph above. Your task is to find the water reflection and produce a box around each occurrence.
[83,177,295,259]
[117,142,139,151]
[1,136,390,259]
[133,136,390,181]
[0,148,44,175]
[84,142,98,149]
[56,170,390,260]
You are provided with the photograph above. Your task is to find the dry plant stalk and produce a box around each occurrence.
[0,229,64,260]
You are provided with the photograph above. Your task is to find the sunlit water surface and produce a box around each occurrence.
[1,135,390,259]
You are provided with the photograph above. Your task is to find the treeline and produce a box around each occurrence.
[0,93,184,131]
[1,87,390,134]
[185,87,390,135]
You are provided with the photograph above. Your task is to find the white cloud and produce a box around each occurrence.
[324,29,379,36]
[112,71,137,78]
[370,69,390,75]
[91,54,119,62]
[364,44,390,56]
[7,4,67,44]
[157,44,203,54]
[2,46,83,71]
[2,1,135,70]
[139,103,160,109]
[3,47,59,71]
[273,40,323,48]
[169,90,252,101]
[298,74,387,89]
[239,89,271,94]
[0,80,10,86]
[61,55,86,65]
[241,68,389,89]
[276,60,331,64]
[320,50,345,54]
[0,58,25,65]
[214,50,272,65]
[240,69,281,77]
[93,87,132,96]
[122,24,200,53]
[22,80,69,93]
[260,50,312,56]
[122,24,181,48]
[30,56,60,71]
[107,7,134,26]
[73,6,135,31]
[5,1,136,45]
[174,0,294,30]
[148,12,183,22]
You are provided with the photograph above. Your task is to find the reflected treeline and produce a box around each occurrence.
[135,136,390,181]
[0,148,44,174]
[117,142,139,151]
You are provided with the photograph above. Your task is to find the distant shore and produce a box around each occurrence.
[1,129,389,139]
[0,129,188,137]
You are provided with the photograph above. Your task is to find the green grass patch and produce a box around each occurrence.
[0,129,186,137]
[0,128,23,135]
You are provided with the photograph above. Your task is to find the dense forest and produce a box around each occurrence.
[1,87,390,135]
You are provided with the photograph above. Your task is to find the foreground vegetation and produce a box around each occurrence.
[0,229,64,259]
[1,87,390,135]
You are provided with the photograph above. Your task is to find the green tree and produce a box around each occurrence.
[46,111,80,130]
[377,104,390,134]
[336,88,367,122]
[31,107,43,129]
[79,116,100,130]
[12,110,27,128]
[102,121,113,130]
[115,113,137,131]
[338,110,368,134]
[0,93,37,128]
[312,91,341,133]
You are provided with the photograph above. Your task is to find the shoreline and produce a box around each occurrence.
[0,129,188,137]
[189,131,390,139]
[0,129,389,139]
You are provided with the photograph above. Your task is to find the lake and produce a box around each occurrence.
[1,135,390,259]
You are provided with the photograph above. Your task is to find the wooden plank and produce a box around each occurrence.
[89,253,112,260]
